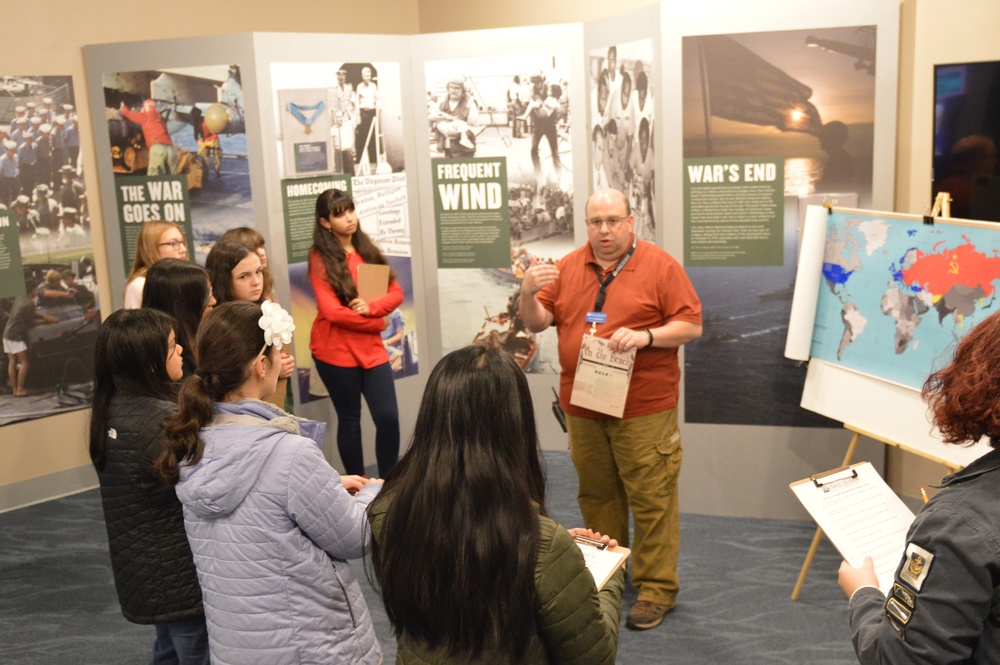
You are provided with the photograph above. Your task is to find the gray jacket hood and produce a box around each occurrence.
[176,399,326,519]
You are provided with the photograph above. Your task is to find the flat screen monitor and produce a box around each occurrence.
[933,60,1000,221]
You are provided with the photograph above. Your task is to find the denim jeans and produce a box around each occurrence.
[313,358,400,477]
[150,613,210,665]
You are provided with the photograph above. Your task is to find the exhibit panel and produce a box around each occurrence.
[84,34,268,303]
[0,75,100,427]
[250,33,427,468]
[659,0,901,516]
[668,0,899,428]
[424,51,574,373]
[584,4,661,245]
[407,23,587,448]
[270,59,418,411]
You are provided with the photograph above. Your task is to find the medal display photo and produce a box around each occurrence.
[278,88,334,176]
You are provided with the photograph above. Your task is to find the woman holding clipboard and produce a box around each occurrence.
[368,345,624,664]
[310,188,402,477]
[838,310,1000,664]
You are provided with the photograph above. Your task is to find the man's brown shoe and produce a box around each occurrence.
[625,600,674,630]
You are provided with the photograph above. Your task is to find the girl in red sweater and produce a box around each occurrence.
[310,189,402,477]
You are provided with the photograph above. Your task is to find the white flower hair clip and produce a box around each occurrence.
[258,300,295,352]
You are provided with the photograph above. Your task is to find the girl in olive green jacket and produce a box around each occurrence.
[368,345,624,664]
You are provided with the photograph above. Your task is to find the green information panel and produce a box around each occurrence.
[0,210,25,299]
[281,175,352,264]
[432,157,510,269]
[684,156,784,267]
[115,175,194,274]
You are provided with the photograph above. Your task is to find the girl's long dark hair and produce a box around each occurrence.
[89,308,177,471]
[141,258,211,371]
[205,240,262,305]
[368,345,546,661]
[158,301,273,484]
[311,189,394,306]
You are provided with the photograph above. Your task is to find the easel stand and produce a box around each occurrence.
[789,427,860,601]
[789,424,959,601]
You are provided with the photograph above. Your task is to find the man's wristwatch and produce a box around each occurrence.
[643,328,654,348]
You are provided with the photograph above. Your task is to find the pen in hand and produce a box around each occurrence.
[573,535,608,550]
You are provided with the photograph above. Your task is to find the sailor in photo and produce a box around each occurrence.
[16,130,38,195]
[0,140,21,206]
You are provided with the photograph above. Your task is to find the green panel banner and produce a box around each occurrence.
[432,157,510,269]
[115,175,193,274]
[684,156,784,267]
[281,175,352,264]
[0,211,25,299]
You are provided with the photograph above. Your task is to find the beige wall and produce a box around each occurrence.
[416,0,659,32]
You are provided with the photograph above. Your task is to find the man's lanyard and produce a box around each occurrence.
[590,234,637,313]
[586,234,637,335]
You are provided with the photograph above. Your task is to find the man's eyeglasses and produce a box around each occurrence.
[158,240,186,250]
[584,216,628,230]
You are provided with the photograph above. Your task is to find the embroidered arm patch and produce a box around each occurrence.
[898,542,934,592]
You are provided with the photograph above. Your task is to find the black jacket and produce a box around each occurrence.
[96,395,203,624]
[849,448,1000,664]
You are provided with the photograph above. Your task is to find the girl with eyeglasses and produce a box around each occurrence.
[123,221,188,309]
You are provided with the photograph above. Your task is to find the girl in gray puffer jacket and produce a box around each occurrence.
[158,300,383,665]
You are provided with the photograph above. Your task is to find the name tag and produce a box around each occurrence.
[585,312,607,324]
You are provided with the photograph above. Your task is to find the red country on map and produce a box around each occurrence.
[901,239,1000,320]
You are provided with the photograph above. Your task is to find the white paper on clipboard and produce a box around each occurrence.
[790,462,915,594]
[575,542,630,590]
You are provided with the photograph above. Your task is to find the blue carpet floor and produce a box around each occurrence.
[0,451,858,664]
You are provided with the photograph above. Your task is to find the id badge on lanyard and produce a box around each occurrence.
[586,311,607,336]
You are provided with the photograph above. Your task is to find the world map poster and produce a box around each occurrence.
[809,210,1000,389]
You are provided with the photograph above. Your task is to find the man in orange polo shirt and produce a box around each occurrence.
[520,187,702,631]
